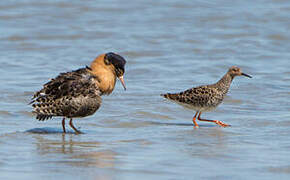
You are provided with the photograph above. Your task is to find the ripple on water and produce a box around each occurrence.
[267,166,290,174]
[0,110,13,116]
[68,150,118,168]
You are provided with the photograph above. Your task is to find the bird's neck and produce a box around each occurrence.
[89,54,116,95]
[215,73,234,95]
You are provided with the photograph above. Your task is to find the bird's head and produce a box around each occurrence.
[90,52,127,93]
[228,66,252,78]
[103,52,127,90]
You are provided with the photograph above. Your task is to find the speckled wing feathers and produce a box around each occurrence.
[162,85,224,111]
[31,67,102,120]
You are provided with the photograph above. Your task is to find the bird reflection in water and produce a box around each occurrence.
[34,134,117,168]
[34,133,78,154]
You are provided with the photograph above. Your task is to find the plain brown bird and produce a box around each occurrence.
[161,66,251,128]
[30,52,127,134]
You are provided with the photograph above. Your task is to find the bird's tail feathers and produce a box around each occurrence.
[32,103,61,121]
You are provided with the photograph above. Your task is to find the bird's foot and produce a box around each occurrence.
[74,130,83,135]
[215,120,231,127]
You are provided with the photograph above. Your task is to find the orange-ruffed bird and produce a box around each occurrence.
[31,52,126,134]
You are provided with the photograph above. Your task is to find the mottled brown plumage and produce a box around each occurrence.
[161,66,252,128]
[31,52,127,134]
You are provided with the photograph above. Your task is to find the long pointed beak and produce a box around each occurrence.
[241,73,252,78]
[118,76,126,90]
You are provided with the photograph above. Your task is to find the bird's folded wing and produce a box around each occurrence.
[30,68,102,120]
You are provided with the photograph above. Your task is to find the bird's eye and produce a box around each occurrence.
[104,58,111,65]
[115,68,123,77]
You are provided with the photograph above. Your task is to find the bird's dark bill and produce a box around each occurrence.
[241,73,252,78]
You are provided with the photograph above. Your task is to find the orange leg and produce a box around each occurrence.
[69,118,82,134]
[62,118,66,133]
[197,112,230,127]
[192,111,199,128]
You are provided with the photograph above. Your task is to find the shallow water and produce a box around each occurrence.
[1,0,290,179]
